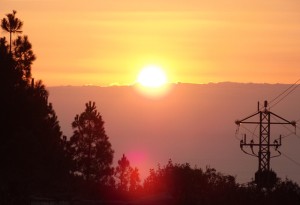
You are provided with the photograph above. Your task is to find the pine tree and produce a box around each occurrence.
[13,35,36,81]
[115,154,140,193]
[0,11,70,202]
[115,154,131,192]
[129,167,141,193]
[68,101,114,184]
[1,10,23,52]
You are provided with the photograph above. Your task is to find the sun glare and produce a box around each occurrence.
[137,65,167,88]
[135,65,171,99]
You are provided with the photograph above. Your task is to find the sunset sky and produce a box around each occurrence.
[1,0,300,86]
[2,1,300,184]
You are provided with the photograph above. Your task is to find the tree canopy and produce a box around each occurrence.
[1,10,23,52]
[68,101,114,184]
[0,11,70,203]
[115,154,141,193]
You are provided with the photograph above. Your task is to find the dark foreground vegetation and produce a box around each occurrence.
[0,10,300,205]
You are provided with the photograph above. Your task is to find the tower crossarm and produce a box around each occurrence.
[269,111,296,126]
[235,112,260,125]
[236,112,296,126]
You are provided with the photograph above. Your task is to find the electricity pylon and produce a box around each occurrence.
[235,101,296,188]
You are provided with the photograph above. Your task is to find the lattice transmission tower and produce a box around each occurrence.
[235,101,296,188]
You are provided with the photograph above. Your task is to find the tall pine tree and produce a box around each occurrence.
[68,101,114,184]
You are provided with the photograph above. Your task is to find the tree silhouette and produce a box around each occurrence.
[1,11,34,83]
[0,12,70,203]
[270,178,300,204]
[115,154,131,192]
[129,167,141,193]
[68,101,114,183]
[143,161,239,205]
[0,37,19,91]
[13,35,36,81]
[114,154,141,197]
[1,10,23,53]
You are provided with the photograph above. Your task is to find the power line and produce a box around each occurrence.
[270,116,296,139]
[269,78,300,108]
[282,132,296,139]
[281,152,300,167]
[270,115,300,140]
[296,127,300,139]
[269,80,300,109]
[240,124,260,139]
[270,84,300,109]
[234,126,241,141]
[238,79,300,140]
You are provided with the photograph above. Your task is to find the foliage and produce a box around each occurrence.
[114,154,141,193]
[0,11,70,203]
[68,101,114,184]
[13,35,36,81]
[1,10,23,52]
[142,160,300,205]
[143,160,239,205]
[129,167,141,192]
[270,178,300,204]
[115,154,131,192]
[1,11,35,87]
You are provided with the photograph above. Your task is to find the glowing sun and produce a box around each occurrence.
[137,65,167,88]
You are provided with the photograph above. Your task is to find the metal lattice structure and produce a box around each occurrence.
[235,101,296,187]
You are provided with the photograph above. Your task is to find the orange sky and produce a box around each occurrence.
[1,0,300,86]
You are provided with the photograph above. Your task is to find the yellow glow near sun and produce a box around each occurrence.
[137,65,167,88]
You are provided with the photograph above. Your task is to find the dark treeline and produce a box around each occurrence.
[1,10,300,205]
[0,10,70,203]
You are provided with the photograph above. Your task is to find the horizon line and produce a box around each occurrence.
[47,81,295,88]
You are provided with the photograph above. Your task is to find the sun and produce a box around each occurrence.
[137,65,167,88]
[135,65,171,98]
